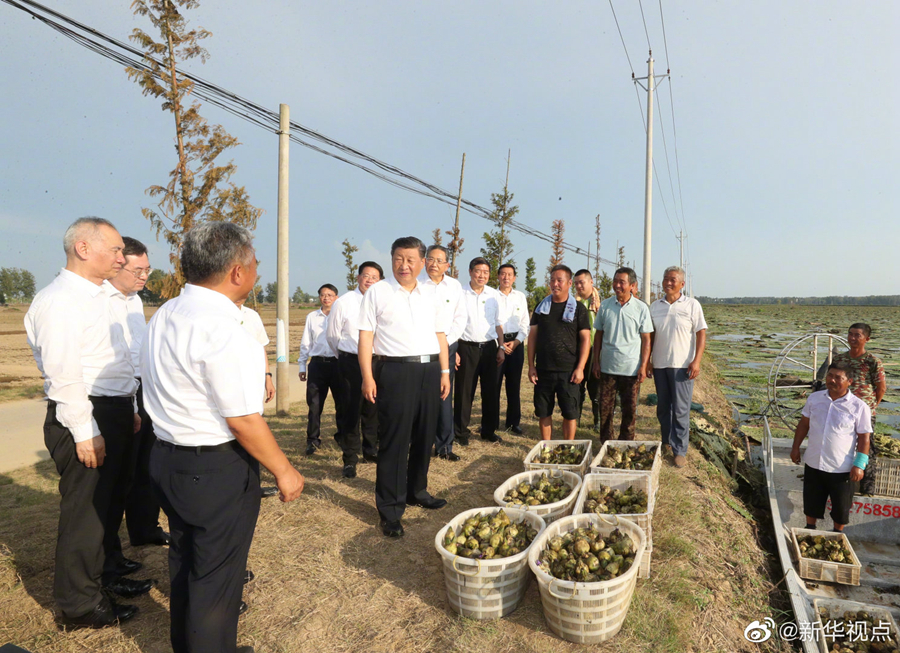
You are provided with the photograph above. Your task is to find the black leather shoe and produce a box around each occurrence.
[305,441,320,456]
[380,520,404,537]
[408,494,448,510]
[362,452,379,463]
[244,569,255,584]
[239,600,248,616]
[103,576,153,599]
[481,433,503,443]
[260,486,279,498]
[342,464,357,479]
[61,596,138,628]
[436,451,461,462]
[456,435,470,447]
[507,425,524,435]
[113,558,143,576]
[130,529,171,547]
[237,647,254,653]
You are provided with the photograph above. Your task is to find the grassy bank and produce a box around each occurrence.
[0,357,789,652]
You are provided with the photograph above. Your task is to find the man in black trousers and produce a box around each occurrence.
[495,262,530,434]
[25,217,151,628]
[454,257,505,445]
[142,222,304,653]
[358,236,451,537]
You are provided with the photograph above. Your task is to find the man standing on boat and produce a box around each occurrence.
[790,361,872,532]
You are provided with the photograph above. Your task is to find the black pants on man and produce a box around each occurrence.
[306,356,345,445]
[578,356,601,427]
[44,396,134,618]
[150,439,261,653]
[125,383,164,545]
[455,340,500,441]
[338,351,379,465]
[497,335,524,430]
[374,359,440,522]
[434,341,458,455]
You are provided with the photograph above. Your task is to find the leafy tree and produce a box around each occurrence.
[0,289,5,305]
[546,219,565,284]
[480,187,518,287]
[596,271,613,299]
[140,268,167,304]
[616,245,626,268]
[342,238,359,291]
[126,0,263,299]
[292,286,315,304]
[264,281,278,303]
[524,258,537,296]
[528,285,549,313]
[0,267,36,302]
[431,228,443,247]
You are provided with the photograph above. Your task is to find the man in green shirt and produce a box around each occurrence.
[573,269,601,431]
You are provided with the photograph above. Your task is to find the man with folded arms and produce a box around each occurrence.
[142,222,304,653]
[790,361,871,533]
[359,236,451,537]
[25,217,149,628]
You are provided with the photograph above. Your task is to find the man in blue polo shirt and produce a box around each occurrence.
[591,267,653,443]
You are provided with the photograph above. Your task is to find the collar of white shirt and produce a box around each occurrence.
[388,275,425,294]
[59,268,104,297]
[658,294,687,306]
[183,284,243,320]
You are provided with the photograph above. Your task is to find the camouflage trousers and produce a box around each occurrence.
[597,372,641,443]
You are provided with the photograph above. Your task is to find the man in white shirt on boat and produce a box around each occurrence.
[790,361,872,532]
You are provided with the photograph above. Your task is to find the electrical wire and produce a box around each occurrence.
[607,0,634,75]
[637,0,653,52]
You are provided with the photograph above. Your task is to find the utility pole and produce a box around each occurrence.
[677,229,685,270]
[450,153,466,278]
[275,103,290,415]
[634,52,669,305]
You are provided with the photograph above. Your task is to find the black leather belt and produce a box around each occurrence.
[310,355,337,363]
[338,350,358,359]
[372,354,439,363]
[88,395,133,406]
[156,439,242,454]
[503,333,519,342]
[459,340,495,349]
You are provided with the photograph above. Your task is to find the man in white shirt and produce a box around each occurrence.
[326,262,383,472]
[420,245,467,461]
[142,222,304,653]
[359,236,451,538]
[495,263,529,435]
[105,237,170,550]
[298,284,347,473]
[648,266,708,468]
[790,361,872,532]
[455,257,505,445]
[25,217,146,627]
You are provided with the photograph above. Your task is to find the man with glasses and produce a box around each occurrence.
[420,246,467,461]
[327,262,384,478]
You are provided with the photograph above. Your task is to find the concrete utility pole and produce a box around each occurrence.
[677,229,685,270]
[275,103,290,415]
[450,153,466,278]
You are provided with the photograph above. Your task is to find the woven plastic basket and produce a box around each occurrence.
[812,598,900,653]
[590,441,662,498]
[791,528,861,586]
[493,470,582,524]
[523,439,593,477]
[527,513,647,644]
[434,507,546,620]
[872,456,900,498]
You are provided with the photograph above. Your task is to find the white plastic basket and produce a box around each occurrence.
[812,598,900,653]
[434,507,546,620]
[590,440,662,498]
[523,439,593,477]
[493,470,582,524]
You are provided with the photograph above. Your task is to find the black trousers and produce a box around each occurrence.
[374,360,440,522]
[434,341,458,454]
[44,396,135,618]
[306,357,345,444]
[497,336,524,429]
[338,351,378,465]
[454,340,500,439]
[125,383,163,544]
[150,439,261,653]
[578,356,601,425]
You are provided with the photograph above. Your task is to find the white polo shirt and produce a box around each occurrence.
[419,272,467,346]
[141,284,265,447]
[801,389,872,473]
[239,305,269,347]
[26,269,138,442]
[298,309,336,372]
[497,288,530,342]
[460,285,502,343]
[358,276,448,357]
[650,293,708,369]
[327,288,364,355]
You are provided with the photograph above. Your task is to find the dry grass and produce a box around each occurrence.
[0,354,792,653]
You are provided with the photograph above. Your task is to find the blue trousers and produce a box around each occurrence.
[653,367,694,456]
[434,341,458,454]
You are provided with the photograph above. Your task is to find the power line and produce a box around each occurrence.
[637,0,653,52]
[607,0,635,75]
[658,0,671,70]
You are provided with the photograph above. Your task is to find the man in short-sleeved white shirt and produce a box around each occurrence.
[648,266,707,468]
[358,236,451,538]
[142,222,304,653]
[790,361,872,532]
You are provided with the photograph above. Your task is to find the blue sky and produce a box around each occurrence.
[1,0,897,297]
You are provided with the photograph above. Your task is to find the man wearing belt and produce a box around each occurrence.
[359,236,451,538]
[454,257,505,446]
[105,236,170,547]
[25,217,148,628]
[142,222,304,653]
[326,262,383,469]
[420,245,467,461]
[496,263,529,435]
[298,284,349,475]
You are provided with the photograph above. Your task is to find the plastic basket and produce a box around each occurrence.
[790,528,861,586]
[523,440,593,477]
[434,507,546,620]
[812,598,900,653]
[574,472,655,558]
[493,470,582,524]
[527,513,647,644]
[872,456,900,498]
[590,441,662,498]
